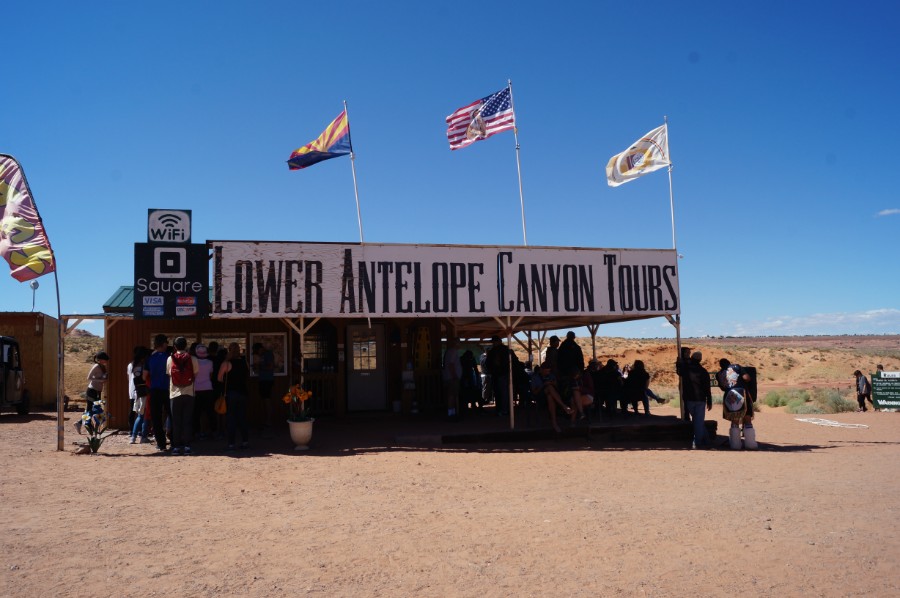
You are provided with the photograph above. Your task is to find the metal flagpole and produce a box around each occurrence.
[344,100,364,244]
[664,116,677,251]
[54,271,64,451]
[507,80,528,246]
[664,116,686,420]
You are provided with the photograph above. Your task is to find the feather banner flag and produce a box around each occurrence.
[287,111,352,170]
[0,154,56,281]
[606,124,671,187]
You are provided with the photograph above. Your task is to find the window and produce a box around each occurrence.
[302,334,326,359]
[351,331,378,371]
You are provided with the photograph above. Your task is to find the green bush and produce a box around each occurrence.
[788,402,824,414]
[771,387,854,414]
[814,388,857,413]
[764,391,787,408]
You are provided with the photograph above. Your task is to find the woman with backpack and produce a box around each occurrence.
[166,336,199,455]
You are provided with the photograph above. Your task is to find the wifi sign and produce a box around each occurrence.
[147,209,192,244]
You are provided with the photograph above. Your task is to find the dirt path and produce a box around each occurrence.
[1,406,898,597]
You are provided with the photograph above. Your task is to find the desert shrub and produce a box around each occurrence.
[775,388,855,414]
[765,391,787,408]
[812,388,856,413]
[68,346,81,353]
[788,402,824,414]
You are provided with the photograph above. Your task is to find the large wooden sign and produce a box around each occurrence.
[210,241,679,319]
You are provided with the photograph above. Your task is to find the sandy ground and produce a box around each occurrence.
[1,405,898,598]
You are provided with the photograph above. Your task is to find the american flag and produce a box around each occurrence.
[445,87,515,150]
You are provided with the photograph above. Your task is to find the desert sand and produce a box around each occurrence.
[1,402,898,598]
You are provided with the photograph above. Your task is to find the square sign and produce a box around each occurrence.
[148,209,192,244]
[133,242,208,319]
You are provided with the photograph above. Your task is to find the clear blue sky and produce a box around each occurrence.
[3,0,898,338]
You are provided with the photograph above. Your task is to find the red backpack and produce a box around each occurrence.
[170,352,194,387]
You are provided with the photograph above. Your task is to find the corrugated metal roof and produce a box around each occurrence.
[104,286,135,311]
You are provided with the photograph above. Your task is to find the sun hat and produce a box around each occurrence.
[195,344,208,358]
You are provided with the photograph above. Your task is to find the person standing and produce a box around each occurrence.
[147,334,170,452]
[167,337,199,455]
[442,338,462,419]
[595,359,623,419]
[624,360,651,416]
[76,351,109,434]
[854,370,871,412]
[557,331,584,411]
[677,351,712,449]
[193,344,216,439]
[128,346,150,443]
[219,342,250,450]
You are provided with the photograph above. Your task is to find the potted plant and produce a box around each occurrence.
[283,384,314,450]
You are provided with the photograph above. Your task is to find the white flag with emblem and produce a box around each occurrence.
[605,124,671,187]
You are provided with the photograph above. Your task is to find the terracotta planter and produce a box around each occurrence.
[287,418,314,451]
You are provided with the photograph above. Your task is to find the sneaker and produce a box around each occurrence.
[139,437,149,444]
[130,436,137,444]
[183,446,192,455]
[171,447,183,455]
[226,444,236,451]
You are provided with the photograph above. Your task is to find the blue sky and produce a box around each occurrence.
[3,0,898,338]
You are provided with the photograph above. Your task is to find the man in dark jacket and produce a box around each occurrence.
[677,351,712,448]
[557,331,584,404]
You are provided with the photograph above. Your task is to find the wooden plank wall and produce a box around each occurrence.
[0,312,59,408]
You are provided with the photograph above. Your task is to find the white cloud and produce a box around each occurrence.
[877,208,900,217]
[729,308,900,336]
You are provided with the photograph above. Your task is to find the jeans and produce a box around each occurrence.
[169,394,195,450]
[131,413,149,439]
[685,401,708,446]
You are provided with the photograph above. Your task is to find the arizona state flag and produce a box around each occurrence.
[287,111,352,170]
[0,155,56,281]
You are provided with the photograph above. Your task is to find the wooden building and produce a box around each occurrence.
[101,286,444,430]
[96,239,681,430]
[0,311,60,409]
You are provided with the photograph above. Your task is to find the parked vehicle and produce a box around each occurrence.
[0,336,28,415]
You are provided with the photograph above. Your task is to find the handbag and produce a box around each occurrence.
[214,371,228,415]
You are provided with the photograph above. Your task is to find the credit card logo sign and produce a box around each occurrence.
[154,247,186,279]
[175,306,198,317]
[176,296,197,305]
[142,306,165,317]
[142,296,164,306]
